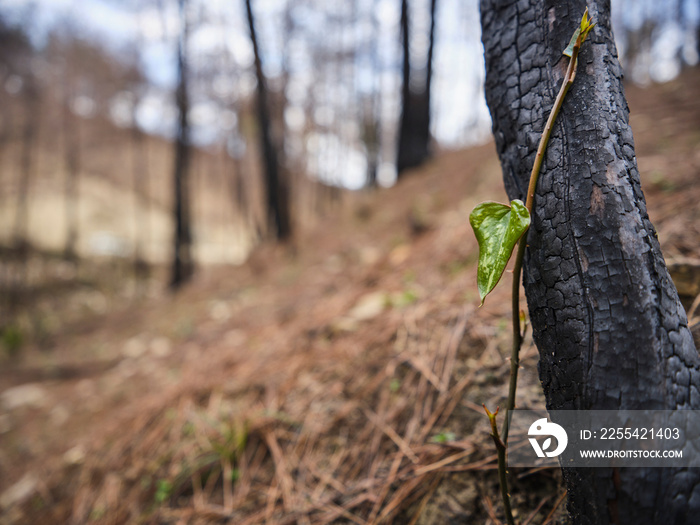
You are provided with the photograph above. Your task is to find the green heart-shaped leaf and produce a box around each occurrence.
[469,200,530,305]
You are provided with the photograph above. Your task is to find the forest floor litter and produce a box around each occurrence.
[1,68,700,524]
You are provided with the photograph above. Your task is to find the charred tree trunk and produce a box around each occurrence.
[422,0,437,155]
[396,0,438,176]
[480,1,700,523]
[170,0,193,290]
[396,0,416,174]
[245,0,292,241]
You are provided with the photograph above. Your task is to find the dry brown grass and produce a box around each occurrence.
[2,67,700,525]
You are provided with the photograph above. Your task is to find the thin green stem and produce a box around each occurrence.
[485,11,593,523]
[501,35,582,445]
[484,405,515,525]
[496,437,514,525]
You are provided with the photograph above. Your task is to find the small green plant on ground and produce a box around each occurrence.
[430,431,457,444]
[153,410,249,508]
[154,479,173,504]
[1,324,23,358]
[469,10,595,524]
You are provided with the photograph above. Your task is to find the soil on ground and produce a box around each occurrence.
[1,67,700,525]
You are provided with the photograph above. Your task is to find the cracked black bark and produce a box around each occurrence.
[479,1,700,523]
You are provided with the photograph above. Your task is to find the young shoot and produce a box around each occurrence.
[469,9,595,523]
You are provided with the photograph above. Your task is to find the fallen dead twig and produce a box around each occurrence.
[265,430,295,512]
[362,406,420,464]
[413,446,474,476]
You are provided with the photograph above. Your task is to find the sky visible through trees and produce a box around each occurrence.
[2,0,698,190]
[0,0,698,274]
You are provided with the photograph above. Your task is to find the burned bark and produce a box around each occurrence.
[170,0,194,289]
[245,0,292,241]
[480,0,700,523]
[396,0,437,176]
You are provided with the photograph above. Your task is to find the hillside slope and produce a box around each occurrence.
[1,67,699,524]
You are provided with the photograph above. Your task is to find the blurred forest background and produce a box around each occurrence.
[1,0,700,522]
[0,0,698,344]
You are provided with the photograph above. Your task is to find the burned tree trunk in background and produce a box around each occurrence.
[245,0,292,241]
[396,0,437,176]
[396,0,416,174]
[423,0,437,151]
[170,0,194,290]
[480,1,700,523]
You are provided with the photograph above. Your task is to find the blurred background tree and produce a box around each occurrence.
[170,0,193,289]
